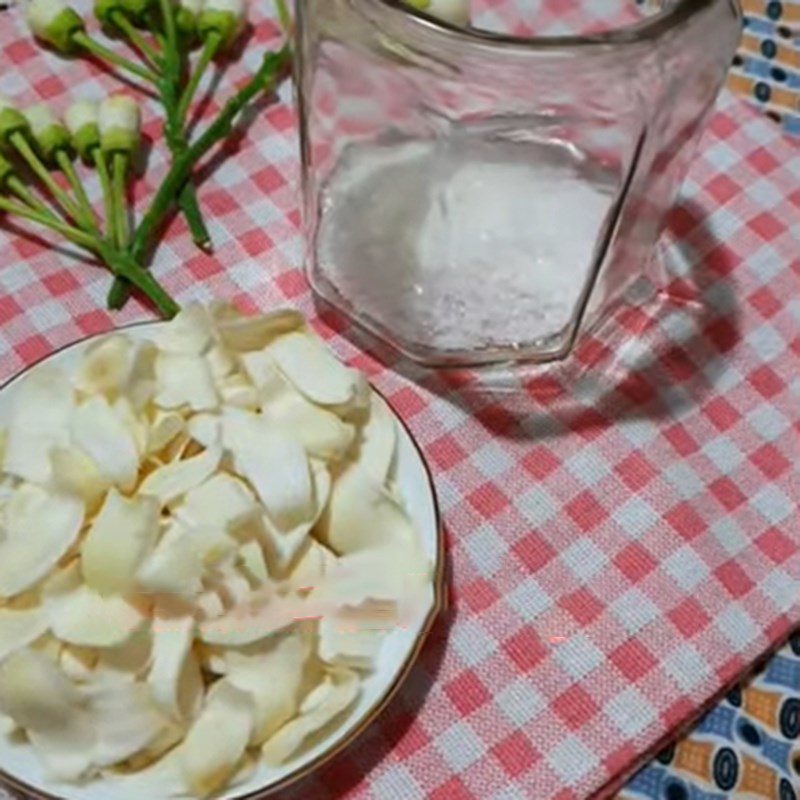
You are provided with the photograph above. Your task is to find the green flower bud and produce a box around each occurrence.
[99,95,141,155]
[26,0,86,54]
[94,0,122,30]
[23,105,72,163]
[404,0,469,26]
[120,0,153,23]
[197,0,246,50]
[65,100,100,162]
[0,97,29,144]
[176,0,202,37]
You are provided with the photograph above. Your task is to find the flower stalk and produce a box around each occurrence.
[12,0,293,318]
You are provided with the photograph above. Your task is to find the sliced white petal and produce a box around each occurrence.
[126,340,159,411]
[96,628,152,680]
[198,588,300,647]
[258,464,330,579]
[260,380,356,463]
[222,407,313,530]
[259,520,309,578]
[45,567,146,648]
[288,539,337,592]
[188,524,238,569]
[194,591,226,623]
[317,467,418,555]
[0,606,49,662]
[71,394,140,491]
[219,374,261,410]
[0,474,15,508]
[239,348,288,402]
[267,331,361,407]
[146,410,185,455]
[242,349,356,456]
[0,649,95,781]
[59,646,98,682]
[310,544,430,621]
[156,304,215,356]
[0,484,84,598]
[174,472,257,535]
[136,523,204,600]
[49,445,109,513]
[207,564,253,611]
[318,614,388,670]
[139,443,222,507]
[237,540,270,585]
[187,413,221,449]
[178,680,253,798]
[226,630,310,745]
[3,367,73,484]
[148,610,202,722]
[262,668,359,765]
[155,353,219,412]
[113,396,148,457]
[75,336,156,411]
[84,677,170,767]
[206,344,236,381]
[81,489,160,595]
[213,305,304,352]
[29,633,61,661]
[358,392,397,482]
[75,334,134,397]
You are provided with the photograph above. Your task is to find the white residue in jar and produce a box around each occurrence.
[315,129,617,353]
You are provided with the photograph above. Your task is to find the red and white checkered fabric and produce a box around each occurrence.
[1,3,800,799]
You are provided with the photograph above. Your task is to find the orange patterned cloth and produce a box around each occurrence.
[728,0,800,135]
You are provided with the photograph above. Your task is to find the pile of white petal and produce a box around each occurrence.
[0,304,430,798]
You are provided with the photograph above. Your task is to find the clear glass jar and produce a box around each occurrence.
[295,0,741,366]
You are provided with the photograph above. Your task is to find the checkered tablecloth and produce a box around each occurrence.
[1,2,800,800]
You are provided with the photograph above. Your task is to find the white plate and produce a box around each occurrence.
[0,322,444,800]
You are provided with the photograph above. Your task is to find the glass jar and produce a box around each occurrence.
[295,0,741,366]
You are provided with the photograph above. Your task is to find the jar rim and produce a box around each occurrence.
[368,0,738,50]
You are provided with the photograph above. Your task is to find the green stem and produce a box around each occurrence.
[158,0,180,75]
[96,240,179,318]
[110,10,163,71]
[9,132,83,223]
[72,32,159,83]
[0,195,98,250]
[274,0,292,33]
[108,0,214,309]
[134,47,290,263]
[180,185,210,244]
[162,92,211,252]
[6,176,43,209]
[176,34,220,124]
[55,151,98,232]
[111,152,130,248]
[153,27,210,244]
[0,192,179,318]
[109,47,290,311]
[91,149,115,240]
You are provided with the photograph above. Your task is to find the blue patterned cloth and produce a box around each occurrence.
[620,637,800,798]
